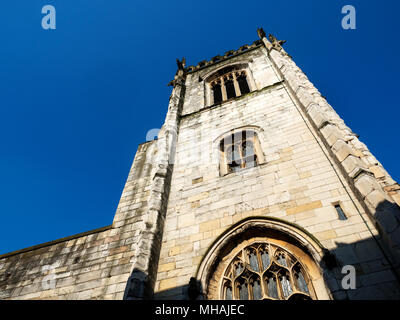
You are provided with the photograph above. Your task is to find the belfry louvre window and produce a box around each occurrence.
[221,242,314,300]
[211,81,223,104]
[209,68,252,105]
[219,130,262,175]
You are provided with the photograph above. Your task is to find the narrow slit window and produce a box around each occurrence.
[334,204,347,220]
[234,262,244,277]
[295,271,309,294]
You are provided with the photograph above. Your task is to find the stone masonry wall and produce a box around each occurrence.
[1,34,399,301]
[0,141,156,300]
[259,33,400,273]
[154,46,400,300]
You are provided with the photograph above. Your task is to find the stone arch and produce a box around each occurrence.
[203,62,257,106]
[202,61,253,83]
[213,125,264,145]
[195,217,332,300]
[212,126,266,176]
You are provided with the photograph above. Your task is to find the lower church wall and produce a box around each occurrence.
[0,141,156,300]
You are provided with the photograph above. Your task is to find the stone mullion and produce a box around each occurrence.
[259,272,268,299]
[210,83,215,105]
[232,72,241,97]
[256,251,268,299]
[238,140,245,169]
[221,76,228,101]
[288,268,297,295]
[244,69,257,92]
[276,273,285,300]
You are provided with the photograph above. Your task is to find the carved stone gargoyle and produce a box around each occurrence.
[168,57,186,86]
[268,33,287,50]
[176,57,186,71]
[257,27,266,39]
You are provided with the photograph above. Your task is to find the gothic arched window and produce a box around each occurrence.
[219,130,263,175]
[197,218,331,300]
[207,65,253,105]
[221,242,314,300]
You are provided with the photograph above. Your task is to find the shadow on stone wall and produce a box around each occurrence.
[151,200,400,300]
[320,199,400,300]
[152,277,203,300]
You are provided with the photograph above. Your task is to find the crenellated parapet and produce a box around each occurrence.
[183,40,263,74]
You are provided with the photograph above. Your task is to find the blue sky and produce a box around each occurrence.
[0,0,399,254]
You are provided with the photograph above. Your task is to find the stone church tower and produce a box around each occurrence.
[1,28,400,300]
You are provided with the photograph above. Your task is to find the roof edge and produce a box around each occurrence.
[0,224,113,260]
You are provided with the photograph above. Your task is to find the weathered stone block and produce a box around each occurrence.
[320,124,344,147]
[354,173,381,198]
[341,155,365,176]
[286,201,322,215]
[199,219,220,233]
[332,139,355,162]
[158,277,177,291]
[307,103,330,129]
[365,190,389,210]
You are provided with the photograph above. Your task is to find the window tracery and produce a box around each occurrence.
[221,242,314,300]
[208,67,252,105]
[219,130,262,175]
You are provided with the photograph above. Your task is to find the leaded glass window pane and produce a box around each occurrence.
[235,263,243,277]
[226,146,241,164]
[280,274,293,298]
[225,286,233,300]
[239,282,249,300]
[252,280,262,300]
[276,253,287,267]
[261,251,270,270]
[242,141,254,157]
[267,276,279,299]
[296,272,309,294]
[248,251,259,272]
[335,204,347,221]
[226,145,241,172]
